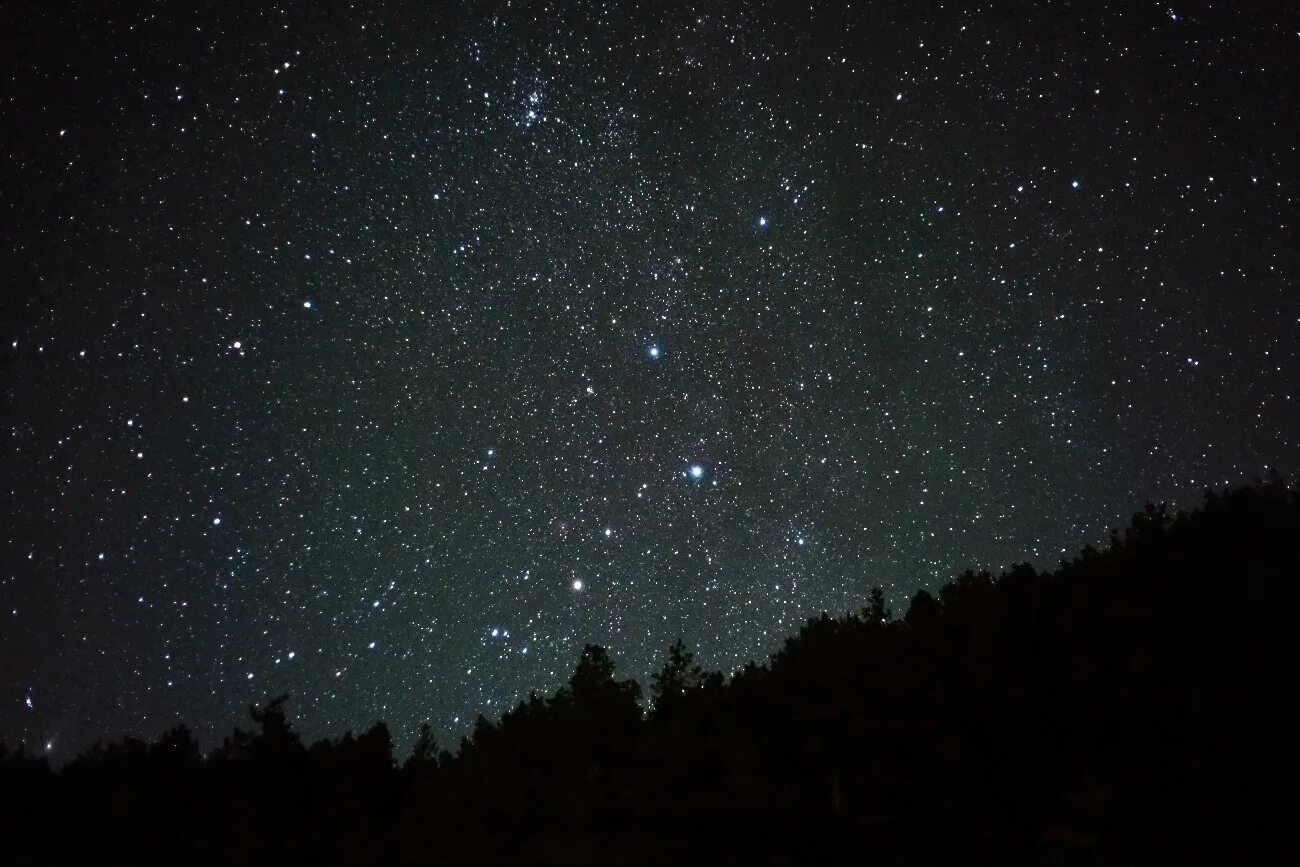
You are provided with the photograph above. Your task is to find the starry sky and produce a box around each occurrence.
[3,1,1298,757]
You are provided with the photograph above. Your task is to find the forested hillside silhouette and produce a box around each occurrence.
[3,479,1297,865]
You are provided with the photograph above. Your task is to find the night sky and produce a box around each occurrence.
[3,1,1297,757]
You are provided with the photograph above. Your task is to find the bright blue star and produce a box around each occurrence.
[647,344,661,360]
[758,216,768,228]
[688,464,705,480]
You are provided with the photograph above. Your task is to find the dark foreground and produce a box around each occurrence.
[3,480,1297,866]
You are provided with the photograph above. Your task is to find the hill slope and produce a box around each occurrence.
[3,480,1298,865]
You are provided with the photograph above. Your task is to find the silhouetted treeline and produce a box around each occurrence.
[4,479,1298,865]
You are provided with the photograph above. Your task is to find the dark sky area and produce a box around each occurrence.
[2,1,1297,757]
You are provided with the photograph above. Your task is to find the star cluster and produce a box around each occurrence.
[2,1,1297,754]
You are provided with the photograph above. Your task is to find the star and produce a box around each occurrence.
[647,344,661,360]
[688,464,706,480]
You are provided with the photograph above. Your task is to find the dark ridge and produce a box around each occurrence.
[3,477,1297,865]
